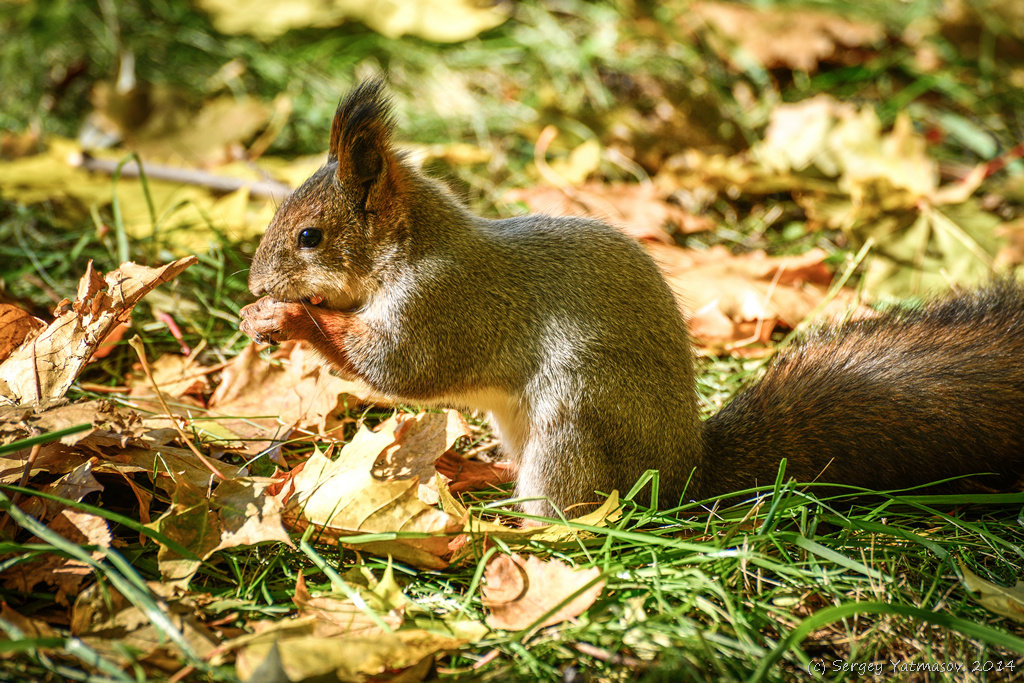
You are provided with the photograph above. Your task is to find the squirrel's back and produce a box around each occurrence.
[701,279,1024,498]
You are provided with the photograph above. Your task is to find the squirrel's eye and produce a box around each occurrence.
[297,228,322,249]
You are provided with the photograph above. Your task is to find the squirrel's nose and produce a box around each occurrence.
[248,265,267,298]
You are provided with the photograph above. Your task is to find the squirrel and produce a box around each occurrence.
[241,79,1024,516]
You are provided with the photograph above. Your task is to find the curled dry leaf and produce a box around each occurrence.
[282,423,463,569]
[0,303,45,363]
[0,256,197,406]
[434,450,515,494]
[25,459,105,522]
[482,553,604,631]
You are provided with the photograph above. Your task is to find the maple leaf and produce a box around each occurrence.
[0,257,197,405]
[282,420,463,569]
[2,508,111,605]
[148,475,292,586]
[482,553,604,631]
[207,341,377,456]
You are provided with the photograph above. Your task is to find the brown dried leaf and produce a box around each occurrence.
[505,182,712,243]
[688,2,884,72]
[0,400,145,453]
[2,508,111,604]
[0,257,197,405]
[434,450,514,494]
[96,442,242,493]
[482,553,604,631]
[26,460,105,521]
[148,475,292,585]
[647,244,863,348]
[128,352,210,400]
[211,477,293,553]
[283,424,463,569]
[0,303,45,363]
[0,603,59,642]
[208,341,377,455]
[71,581,219,670]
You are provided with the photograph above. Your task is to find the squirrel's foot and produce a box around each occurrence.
[239,296,311,345]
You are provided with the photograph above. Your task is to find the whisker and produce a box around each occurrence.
[300,300,328,339]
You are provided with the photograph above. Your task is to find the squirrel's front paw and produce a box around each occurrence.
[239,296,307,345]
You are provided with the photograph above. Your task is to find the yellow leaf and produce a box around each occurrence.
[960,562,1024,622]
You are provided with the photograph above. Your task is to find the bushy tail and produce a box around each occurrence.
[699,280,1024,497]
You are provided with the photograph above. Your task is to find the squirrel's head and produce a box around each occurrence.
[249,78,408,311]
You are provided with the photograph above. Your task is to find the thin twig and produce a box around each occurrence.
[572,642,645,668]
[71,152,293,200]
[128,336,226,481]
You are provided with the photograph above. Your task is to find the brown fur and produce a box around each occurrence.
[242,79,1024,514]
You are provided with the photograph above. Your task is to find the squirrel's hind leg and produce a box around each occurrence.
[515,418,611,519]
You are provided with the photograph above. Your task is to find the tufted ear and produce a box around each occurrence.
[328,78,396,214]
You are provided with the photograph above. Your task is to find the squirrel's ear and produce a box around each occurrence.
[329,79,396,209]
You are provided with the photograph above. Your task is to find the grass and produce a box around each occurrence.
[2,0,1024,680]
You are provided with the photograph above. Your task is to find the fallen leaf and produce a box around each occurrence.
[71,581,219,671]
[128,352,210,400]
[197,0,508,42]
[233,627,465,682]
[292,568,404,637]
[0,400,145,452]
[2,508,111,604]
[434,451,514,494]
[207,341,378,456]
[442,484,622,560]
[148,475,292,586]
[687,2,884,73]
[284,424,463,569]
[372,410,471,504]
[647,244,863,348]
[505,182,712,243]
[0,603,60,641]
[482,553,604,631]
[960,562,1024,623]
[0,304,45,362]
[0,257,196,405]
